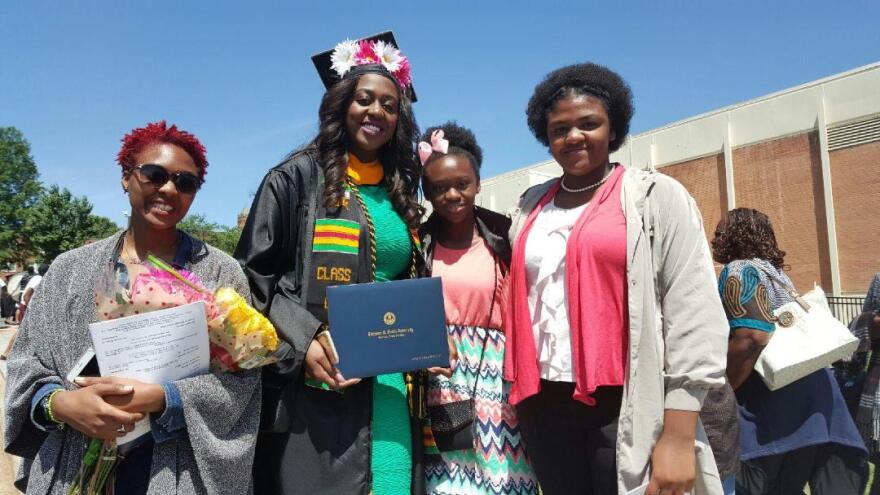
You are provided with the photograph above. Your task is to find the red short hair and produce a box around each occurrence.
[117,121,208,179]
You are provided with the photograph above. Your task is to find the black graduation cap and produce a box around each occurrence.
[311,31,417,102]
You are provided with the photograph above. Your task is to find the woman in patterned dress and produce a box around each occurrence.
[713,207,867,494]
[419,122,538,495]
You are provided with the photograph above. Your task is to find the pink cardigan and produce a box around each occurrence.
[504,165,628,406]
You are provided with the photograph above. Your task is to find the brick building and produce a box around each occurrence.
[478,62,880,296]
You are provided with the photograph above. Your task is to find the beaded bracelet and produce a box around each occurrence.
[45,389,65,428]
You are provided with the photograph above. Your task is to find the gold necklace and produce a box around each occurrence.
[120,234,143,264]
[120,231,180,265]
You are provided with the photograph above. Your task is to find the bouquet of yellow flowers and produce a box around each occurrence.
[94,254,279,372]
[71,255,280,494]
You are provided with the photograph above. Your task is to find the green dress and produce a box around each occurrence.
[359,184,413,495]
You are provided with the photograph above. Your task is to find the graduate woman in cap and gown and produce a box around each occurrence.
[235,33,432,495]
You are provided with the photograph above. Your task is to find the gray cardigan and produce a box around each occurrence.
[509,167,728,494]
[4,231,260,495]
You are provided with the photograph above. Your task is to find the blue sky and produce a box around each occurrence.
[2,1,878,227]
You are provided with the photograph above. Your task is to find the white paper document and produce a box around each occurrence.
[88,301,209,444]
[625,482,649,495]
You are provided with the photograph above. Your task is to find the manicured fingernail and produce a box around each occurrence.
[450,359,458,369]
[121,385,133,392]
[334,372,345,383]
[74,378,86,385]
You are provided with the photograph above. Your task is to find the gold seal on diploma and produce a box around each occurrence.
[384,312,396,325]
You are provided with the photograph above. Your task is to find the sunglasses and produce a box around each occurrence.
[132,164,203,194]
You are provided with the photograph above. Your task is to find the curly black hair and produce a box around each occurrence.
[313,73,424,228]
[419,121,483,179]
[526,63,634,152]
[712,208,787,269]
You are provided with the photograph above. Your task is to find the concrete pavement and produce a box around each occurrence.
[0,325,22,494]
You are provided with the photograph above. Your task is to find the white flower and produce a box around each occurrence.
[373,40,402,73]
[330,39,358,77]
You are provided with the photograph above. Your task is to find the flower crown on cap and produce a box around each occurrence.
[330,38,412,90]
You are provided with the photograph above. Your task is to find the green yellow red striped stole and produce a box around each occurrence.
[313,218,360,255]
[423,423,440,456]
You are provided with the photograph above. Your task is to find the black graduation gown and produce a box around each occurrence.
[234,147,426,495]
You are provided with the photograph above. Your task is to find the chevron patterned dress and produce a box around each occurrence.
[426,240,538,495]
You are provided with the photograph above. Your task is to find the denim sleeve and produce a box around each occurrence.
[150,382,186,443]
[30,382,63,431]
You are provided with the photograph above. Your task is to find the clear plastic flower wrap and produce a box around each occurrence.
[71,255,280,494]
[94,254,279,372]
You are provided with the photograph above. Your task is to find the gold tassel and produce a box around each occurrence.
[419,372,427,418]
[406,373,414,416]
[405,371,427,419]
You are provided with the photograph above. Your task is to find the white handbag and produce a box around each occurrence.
[753,269,858,391]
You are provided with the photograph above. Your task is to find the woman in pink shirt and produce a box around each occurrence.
[419,122,538,495]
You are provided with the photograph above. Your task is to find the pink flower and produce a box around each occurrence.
[129,273,152,299]
[354,40,379,65]
[394,58,412,88]
[146,266,204,293]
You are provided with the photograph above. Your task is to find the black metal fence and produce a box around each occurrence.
[827,296,866,325]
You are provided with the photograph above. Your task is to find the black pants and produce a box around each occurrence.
[515,380,622,495]
[737,443,867,495]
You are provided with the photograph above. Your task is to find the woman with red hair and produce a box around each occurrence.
[4,121,260,494]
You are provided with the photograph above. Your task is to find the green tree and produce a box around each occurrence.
[0,127,42,265]
[22,185,120,262]
[178,214,241,255]
[88,215,120,240]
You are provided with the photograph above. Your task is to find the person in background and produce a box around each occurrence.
[505,62,729,495]
[847,272,880,494]
[20,264,47,313]
[419,121,538,494]
[700,367,740,494]
[237,33,430,495]
[1,276,14,320]
[1,276,17,359]
[712,207,867,494]
[4,121,259,494]
[14,268,33,323]
[2,274,17,360]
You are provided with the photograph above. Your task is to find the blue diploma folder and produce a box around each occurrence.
[326,277,449,378]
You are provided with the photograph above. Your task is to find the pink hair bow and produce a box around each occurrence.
[417,130,449,166]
